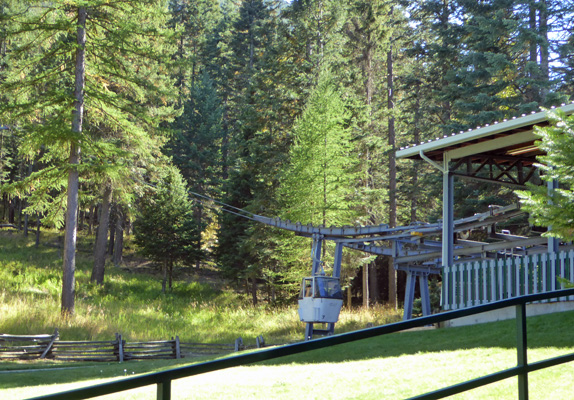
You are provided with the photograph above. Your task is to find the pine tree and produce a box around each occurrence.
[215,0,289,304]
[134,166,202,292]
[517,110,574,241]
[168,0,221,101]
[167,71,224,267]
[0,1,175,314]
[277,70,360,288]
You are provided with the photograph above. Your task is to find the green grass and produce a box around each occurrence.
[2,311,574,399]
[0,231,401,345]
[2,231,574,399]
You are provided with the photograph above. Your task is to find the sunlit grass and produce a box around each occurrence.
[0,231,401,345]
[2,311,574,399]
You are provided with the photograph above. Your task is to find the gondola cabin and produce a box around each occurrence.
[298,276,344,323]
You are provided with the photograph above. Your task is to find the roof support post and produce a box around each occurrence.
[442,156,454,271]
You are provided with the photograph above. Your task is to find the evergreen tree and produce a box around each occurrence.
[134,166,202,292]
[405,0,465,133]
[215,0,289,304]
[0,1,175,314]
[277,70,360,289]
[281,71,358,226]
[517,110,574,241]
[343,0,391,225]
[168,0,221,101]
[167,71,224,267]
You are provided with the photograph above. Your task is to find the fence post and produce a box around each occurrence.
[40,328,59,359]
[174,336,181,359]
[235,337,243,352]
[516,303,528,400]
[115,333,124,363]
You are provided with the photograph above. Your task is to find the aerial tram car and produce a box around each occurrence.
[296,237,345,340]
[298,275,344,324]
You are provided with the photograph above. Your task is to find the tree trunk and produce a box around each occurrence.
[539,0,549,100]
[16,197,22,230]
[107,205,115,256]
[527,2,539,103]
[91,184,112,284]
[113,208,123,267]
[369,262,379,304]
[23,200,29,236]
[8,197,14,224]
[35,213,41,247]
[195,204,202,269]
[387,256,397,308]
[168,263,173,291]
[387,37,397,309]
[411,91,421,223]
[362,263,369,308]
[251,278,258,306]
[88,205,96,236]
[162,262,167,293]
[347,286,352,308]
[62,6,87,316]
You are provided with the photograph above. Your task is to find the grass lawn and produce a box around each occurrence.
[1,231,574,399]
[0,230,401,345]
[2,310,574,399]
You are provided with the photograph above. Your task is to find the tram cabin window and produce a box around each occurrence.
[314,277,343,299]
[300,278,314,299]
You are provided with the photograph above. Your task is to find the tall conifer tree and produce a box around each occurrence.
[0,1,175,314]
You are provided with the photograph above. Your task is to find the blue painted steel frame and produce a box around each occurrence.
[28,288,574,400]
[304,237,343,339]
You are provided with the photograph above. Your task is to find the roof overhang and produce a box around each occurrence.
[396,103,574,164]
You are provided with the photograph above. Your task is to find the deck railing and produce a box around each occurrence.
[443,250,574,310]
[29,288,574,400]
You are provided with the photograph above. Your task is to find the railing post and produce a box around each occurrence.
[516,303,528,400]
[157,380,171,400]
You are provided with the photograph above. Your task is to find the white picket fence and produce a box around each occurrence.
[442,250,574,310]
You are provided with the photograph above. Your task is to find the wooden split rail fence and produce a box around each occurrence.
[0,330,264,362]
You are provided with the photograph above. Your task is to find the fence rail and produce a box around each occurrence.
[0,332,249,362]
[27,288,574,400]
[443,250,574,310]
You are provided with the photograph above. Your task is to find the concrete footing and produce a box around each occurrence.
[441,301,574,328]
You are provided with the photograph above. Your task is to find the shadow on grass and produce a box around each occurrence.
[258,309,574,366]
[0,357,205,389]
[3,310,573,391]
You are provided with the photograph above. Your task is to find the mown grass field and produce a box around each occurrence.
[1,230,574,399]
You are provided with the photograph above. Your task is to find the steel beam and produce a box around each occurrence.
[403,272,417,321]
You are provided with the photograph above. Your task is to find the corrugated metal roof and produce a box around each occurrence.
[396,102,574,162]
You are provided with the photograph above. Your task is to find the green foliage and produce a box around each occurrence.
[517,110,574,241]
[0,0,176,227]
[277,70,362,287]
[168,72,224,198]
[280,71,359,226]
[134,166,202,274]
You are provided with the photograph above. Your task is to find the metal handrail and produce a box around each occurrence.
[29,288,574,400]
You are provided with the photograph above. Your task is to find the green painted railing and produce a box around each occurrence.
[29,288,574,400]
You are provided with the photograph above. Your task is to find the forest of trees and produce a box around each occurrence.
[1,0,573,314]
